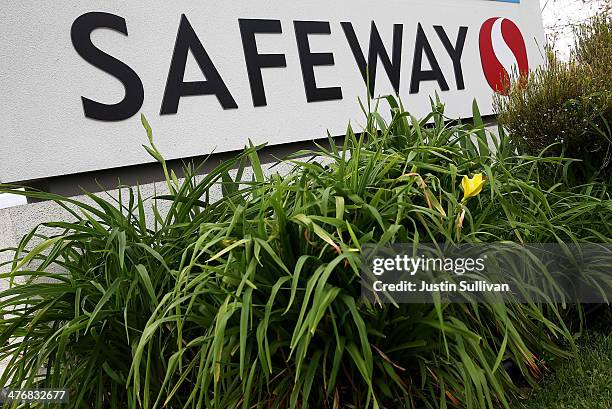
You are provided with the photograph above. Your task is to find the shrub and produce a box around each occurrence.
[574,14,612,90]
[1,100,611,408]
[494,15,612,176]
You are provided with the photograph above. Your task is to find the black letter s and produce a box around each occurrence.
[71,12,144,121]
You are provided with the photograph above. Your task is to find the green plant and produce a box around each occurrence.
[1,99,611,408]
[494,14,612,176]
[517,331,612,409]
[574,14,612,90]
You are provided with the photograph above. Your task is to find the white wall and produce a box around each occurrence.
[1,0,545,183]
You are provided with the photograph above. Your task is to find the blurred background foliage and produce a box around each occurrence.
[495,15,612,177]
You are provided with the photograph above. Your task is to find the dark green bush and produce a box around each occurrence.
[1,100,611,408]
[494,15,612,176]
[575,14,612,90]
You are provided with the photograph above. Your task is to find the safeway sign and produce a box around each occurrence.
[0,1,544,183]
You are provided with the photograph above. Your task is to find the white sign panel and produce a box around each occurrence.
[0,0,544,183]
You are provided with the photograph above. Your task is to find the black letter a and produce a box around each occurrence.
[410,23,449,94]
[161,15,237,114]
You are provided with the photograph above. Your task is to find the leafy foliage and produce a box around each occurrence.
[494,14,612,176]
[1,99,611,408]
[574,14,612,90]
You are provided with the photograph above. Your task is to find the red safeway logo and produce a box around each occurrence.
[479,17,529,95]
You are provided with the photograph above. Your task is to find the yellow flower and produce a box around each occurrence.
[461,173,485,201]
